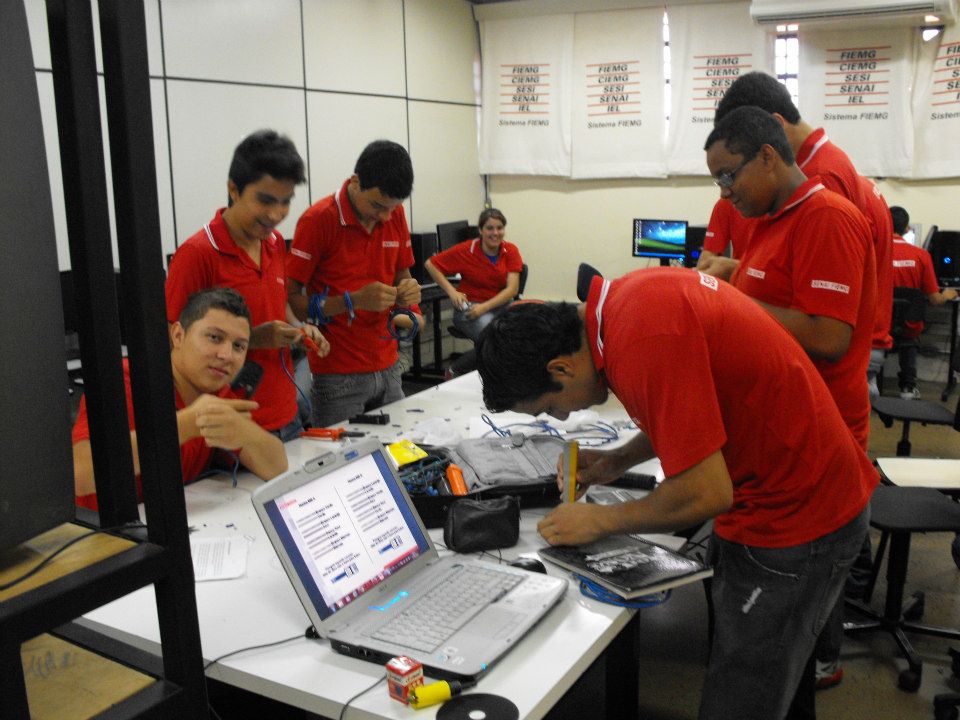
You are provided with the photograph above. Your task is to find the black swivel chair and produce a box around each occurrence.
[877,286,927,395]
[844,485,960,693]
[872,388,960,458]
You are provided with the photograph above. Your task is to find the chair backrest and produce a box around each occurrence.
[889,286,926,345]
[516,263,529,299]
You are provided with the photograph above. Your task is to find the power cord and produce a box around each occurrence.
[203,632,304,671]
[575,574,671,609]
[339,675,386,720]
[281,346,313,422]
[0,522,147,592]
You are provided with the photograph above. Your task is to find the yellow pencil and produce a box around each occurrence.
[562,441,579,503]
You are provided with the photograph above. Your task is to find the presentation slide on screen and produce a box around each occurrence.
[273,454,420,610]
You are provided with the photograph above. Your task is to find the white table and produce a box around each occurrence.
[876,457,960,495]
[79,373,660,719]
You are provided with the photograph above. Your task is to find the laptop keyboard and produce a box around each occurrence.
[370,564,523,652]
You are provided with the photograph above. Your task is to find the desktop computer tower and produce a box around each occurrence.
[684,226,707,268]
[410,232,438,284]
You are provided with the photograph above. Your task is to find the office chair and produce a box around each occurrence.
[843,485,960,692]
[871,389,960,457]
[577,263,602,301]
[446,264,528,377]
[877,287,926,394]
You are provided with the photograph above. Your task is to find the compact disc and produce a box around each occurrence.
[436,693,519,720]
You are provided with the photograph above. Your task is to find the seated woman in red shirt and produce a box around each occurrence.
[425,208,524,341]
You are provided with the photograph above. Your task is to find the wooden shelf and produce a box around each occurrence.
[21,634,153,720]
[0,524,135,602]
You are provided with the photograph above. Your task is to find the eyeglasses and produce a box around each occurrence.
[713,156,754,189]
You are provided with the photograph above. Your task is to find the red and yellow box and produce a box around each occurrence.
[386,655,424,705]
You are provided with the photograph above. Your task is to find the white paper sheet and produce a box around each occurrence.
[190,536,249,582]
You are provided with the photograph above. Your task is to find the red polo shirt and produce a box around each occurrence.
[704,199,755,258]
[73,359,237,510]
[287,179,418,374]
[165,209,294,431]
[731,177,875,449]
[585,269,877,547]
[428,239,523,303]
[858,177,894,349]
[892,236,940,338]
[795,128,893,350]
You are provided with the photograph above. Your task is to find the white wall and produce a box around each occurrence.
[24,0,484,270]
[489,174,960,304]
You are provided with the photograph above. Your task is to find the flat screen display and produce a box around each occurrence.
[633,219,687,261]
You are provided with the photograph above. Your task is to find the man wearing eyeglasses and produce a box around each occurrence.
[703,107,875,452]
[710,71,894,409]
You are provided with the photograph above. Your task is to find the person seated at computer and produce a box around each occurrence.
[424,208,523,341]
[72,288,289,510]
[890,205,958,400]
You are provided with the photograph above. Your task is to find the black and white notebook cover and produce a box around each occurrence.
[539,535,712,599]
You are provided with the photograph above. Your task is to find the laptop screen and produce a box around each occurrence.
[262,449,431,621]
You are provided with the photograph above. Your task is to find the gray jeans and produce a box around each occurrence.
[452,305,508,341]
[309,360,404,428]
[699,506,869,720]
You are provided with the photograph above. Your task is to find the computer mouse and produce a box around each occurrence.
[509,557,547,574]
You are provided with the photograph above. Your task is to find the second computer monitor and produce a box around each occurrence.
[633,218,687,264]
[436,220,469,253]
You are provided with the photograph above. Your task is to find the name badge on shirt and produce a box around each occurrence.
[893,260,916,268]
[811,279,850,294]
[382,240,400,248]
[746,267,765,280]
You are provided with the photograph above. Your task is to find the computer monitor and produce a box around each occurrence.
[633,218,688,265]
[436,220,469,253]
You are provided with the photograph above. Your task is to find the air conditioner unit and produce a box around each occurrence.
[750,0,958,28]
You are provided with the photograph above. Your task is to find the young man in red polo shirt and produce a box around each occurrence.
[710,72,894,403]
[287,140,422,428]
[166,130,328,441]
[475,270,876,720]
[73,288,288,510]
[890,206,958,398]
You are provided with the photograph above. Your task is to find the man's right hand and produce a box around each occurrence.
[450,291,469,311]
[352,281,399,312]
[250,320,302,349]
[182,395,259,448]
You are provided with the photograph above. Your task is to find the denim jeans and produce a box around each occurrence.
[309,360,404,428]
[698,507,869,720]
[898,342,918,389]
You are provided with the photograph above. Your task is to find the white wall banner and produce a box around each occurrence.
[570,8,666,179]
[912,26,960,179]
[798,28,914,177]
[479,15,573,175]
[666,2,772,176]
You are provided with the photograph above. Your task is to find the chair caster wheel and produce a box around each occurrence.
[904,591,925,621]
[898,667,921,692]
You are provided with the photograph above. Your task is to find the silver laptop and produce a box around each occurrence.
[251,439,565,680]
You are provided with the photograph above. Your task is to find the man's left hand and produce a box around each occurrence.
[537,503,614,546]
[395,277,421,307]
[299,324,331,357]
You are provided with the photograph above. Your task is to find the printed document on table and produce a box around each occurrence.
[190,536,249,581]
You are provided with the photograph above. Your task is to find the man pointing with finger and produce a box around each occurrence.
[73,288,288,510]
[287,140,422,427]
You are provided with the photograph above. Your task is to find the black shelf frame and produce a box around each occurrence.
[0,1,207,717]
